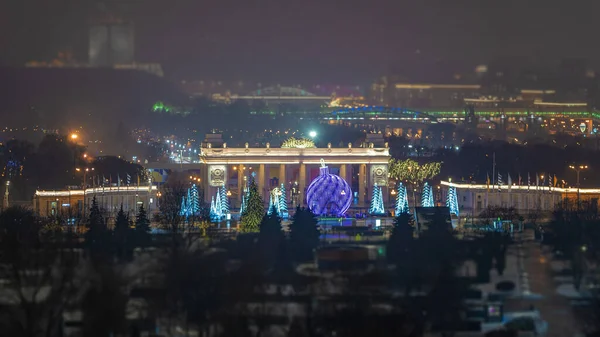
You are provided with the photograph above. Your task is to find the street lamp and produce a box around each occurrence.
[569,164,589,207]
[308,130,317,138]
[76,167,95,188]
[569,165,588,187]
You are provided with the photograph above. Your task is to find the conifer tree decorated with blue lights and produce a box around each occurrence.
[180,195,188,217]
[240,191,247,215]
[209,196,216,218]
[421,182,434,207]
[219,184,229,216]
[278,183,289,219]
[395,183,409,215]
[369,184,385,215]
[447,186,459,216]
[190,184,200,214]
[268,189,277,215]
[215,189,222,219]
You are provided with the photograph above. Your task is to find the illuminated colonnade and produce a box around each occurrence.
[200,142,390,208]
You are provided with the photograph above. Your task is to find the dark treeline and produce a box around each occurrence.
[0,134,146,201]
[0,192,519,337]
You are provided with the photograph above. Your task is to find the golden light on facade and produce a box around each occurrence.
[281,137,316,149]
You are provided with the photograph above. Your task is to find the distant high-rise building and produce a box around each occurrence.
[89,1,135,67]
[89,22,134,67]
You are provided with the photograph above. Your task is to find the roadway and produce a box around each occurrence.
[504,234,583,336]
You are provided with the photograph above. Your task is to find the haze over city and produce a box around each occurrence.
[1,1,600,337]
[3,0,600,82]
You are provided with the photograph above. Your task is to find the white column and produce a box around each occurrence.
[299,163,306,206]
[258,164,266,202]
[359,164,366,206]
[279,164,286,187]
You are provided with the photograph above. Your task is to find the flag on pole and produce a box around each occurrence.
[518,174,522,186]
[486,173,490,191]
[126,173,131,186]
[527,173,531,192]
[536,174,539,188]
[554,175,558,187]
[117,174,121,187]
[549,174,553,192]
[497,173,503,192]
[508,173,512,191]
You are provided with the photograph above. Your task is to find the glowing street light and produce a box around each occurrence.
[76,167,94,188]
[308,130,317,138]
[70,133,78,140]
[569,165,589,187]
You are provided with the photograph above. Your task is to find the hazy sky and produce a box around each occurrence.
[1,0,599,83]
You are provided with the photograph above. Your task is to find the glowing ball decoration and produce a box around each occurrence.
[306,159,352,217]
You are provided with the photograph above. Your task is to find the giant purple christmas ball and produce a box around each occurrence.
[306,165,352,217]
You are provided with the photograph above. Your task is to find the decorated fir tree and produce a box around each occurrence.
[240,172,255,214]
[377,185,385,212]
[369,184,385,215]
[219,184,230,216]
[369,184,379,213]
[209,196,218,219]
[214,189,222,219]
[278,183,289,219]
[190,184,200,214]
[180,195,188,217]
[395,183,409,215]
[421,182,434,207]
[447,186,459,216]
[240,179,264,232]
[268,189,277,215]
[239,191,247,215]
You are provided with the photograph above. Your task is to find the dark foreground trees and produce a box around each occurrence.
[0,207,81,337]
[289,206,320,263]
[386,209,471,336]
[0,195,492,337]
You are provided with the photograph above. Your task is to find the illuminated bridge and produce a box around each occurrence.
[211,86,362,103]
[326,106,437,122]
[324,106,600,122]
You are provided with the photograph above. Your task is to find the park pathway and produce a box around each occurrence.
[514,238,581,336]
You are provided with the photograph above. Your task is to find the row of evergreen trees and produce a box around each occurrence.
[85,196,152,260]
[386,210,512,334]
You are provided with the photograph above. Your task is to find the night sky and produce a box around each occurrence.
[1,0,599,83]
